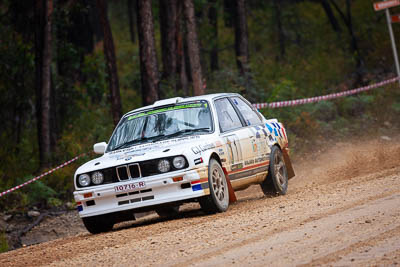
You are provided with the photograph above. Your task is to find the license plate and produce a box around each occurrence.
[114,181,146,193]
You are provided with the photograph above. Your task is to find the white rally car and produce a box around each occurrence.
[74,93,295,233]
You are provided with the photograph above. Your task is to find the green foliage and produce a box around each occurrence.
[392,102,400,113]
[0,231,8,253]
[338,95,375,117]
[48,197,63,208]
[20,177,57,205]
[1,0,400,212]
[81,52,108,104]
[312,101,337,122]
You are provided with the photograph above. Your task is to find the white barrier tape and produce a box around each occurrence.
[253,77,400,109]
[0,153,86,198]
[1,77,397,197]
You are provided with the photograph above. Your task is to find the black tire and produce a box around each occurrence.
[155,205,180,218]
[199,159,229,214]
[82,214,114,234]
[261,145,288,196]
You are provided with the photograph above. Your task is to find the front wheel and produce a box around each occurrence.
[199,159,229,214]
[82,214,114,234]
[261,146,288,196]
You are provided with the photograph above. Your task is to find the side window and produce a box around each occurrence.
[214,98,243,132]
[231,97,262,126]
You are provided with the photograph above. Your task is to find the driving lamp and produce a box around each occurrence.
[78,174,91,187]
[173,156,186,169]
[91,171,104,185]
[158,159,171,173]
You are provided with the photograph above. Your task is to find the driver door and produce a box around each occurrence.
[214,97,254,180]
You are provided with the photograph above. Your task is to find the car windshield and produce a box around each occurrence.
[107,101,212,152]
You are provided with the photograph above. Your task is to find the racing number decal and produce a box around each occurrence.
[224,134,243,164]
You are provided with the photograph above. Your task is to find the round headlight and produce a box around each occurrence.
[91,171,104,185]
[158,159,171,173]
[173,156,186,169]
[78,174,91,187]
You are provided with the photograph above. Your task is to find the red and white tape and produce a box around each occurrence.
[0,153,86,198]
[1,77,398,197]
[253,77,399,109]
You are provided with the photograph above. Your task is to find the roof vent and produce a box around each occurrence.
[153,97,184,106]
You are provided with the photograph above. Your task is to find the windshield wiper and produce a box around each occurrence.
[164,127,211,139]
[111,128,210,151]
[112,135,165,151]
[112,139,143,151]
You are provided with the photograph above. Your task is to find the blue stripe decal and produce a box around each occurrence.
[77,205,83,212]
[192,184,203,191]
[261,129,268,136]
[265,123,273,132]
[274,128,279,137]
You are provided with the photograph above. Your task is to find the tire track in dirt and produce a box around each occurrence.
[171,166,400,265]
[0,136,399,266]
[301,225,400,266]
[184,191,400,266]
[44,168,400,267]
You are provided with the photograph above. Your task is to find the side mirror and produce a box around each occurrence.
[94,142,107,154]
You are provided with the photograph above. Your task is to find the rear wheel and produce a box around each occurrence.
[155,205,180,218]
[82,214,114,234]
[261,146,288,196]
[199,159,229,213]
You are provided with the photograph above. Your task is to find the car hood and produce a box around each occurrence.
[75,134,215,175]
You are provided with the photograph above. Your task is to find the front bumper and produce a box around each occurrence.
[73,167,209,218]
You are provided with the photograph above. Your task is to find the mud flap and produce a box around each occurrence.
[282,147,295,179]
[223,167,237,203]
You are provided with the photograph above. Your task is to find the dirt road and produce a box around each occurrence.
[1,137,400,266]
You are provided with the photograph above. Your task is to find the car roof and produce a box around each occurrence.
[124,93,241,116]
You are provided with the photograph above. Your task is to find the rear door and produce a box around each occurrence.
[228,96,271,180]
[214,97,259,187]
[214,98,245,167]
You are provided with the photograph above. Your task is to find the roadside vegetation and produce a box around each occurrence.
[0,0,399,219]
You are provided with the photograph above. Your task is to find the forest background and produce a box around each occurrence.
[0,0,399,214]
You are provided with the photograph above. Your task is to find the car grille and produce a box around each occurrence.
[116,163,141,181]
[76,156,188,188]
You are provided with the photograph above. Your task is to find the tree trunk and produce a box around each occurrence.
[137,0,160,105]
[345,0,362,68]
[96,0,122,126]
[75,1,95,55]
[183,0,204,95]
[127,0,136,43]
[159,0,178,85]
[320,0,341,33]
[35,0,44,168]
[88,0,104,42]
[209,0,219,71]
[41,0,53,168]
[273,0,285,60]
[223,0,234,27]
[176,1,189,95]
[234,0,250,75]
[234,0,250,95]
[328,0,364,81]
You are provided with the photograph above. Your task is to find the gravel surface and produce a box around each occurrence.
[1,136,399,266]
